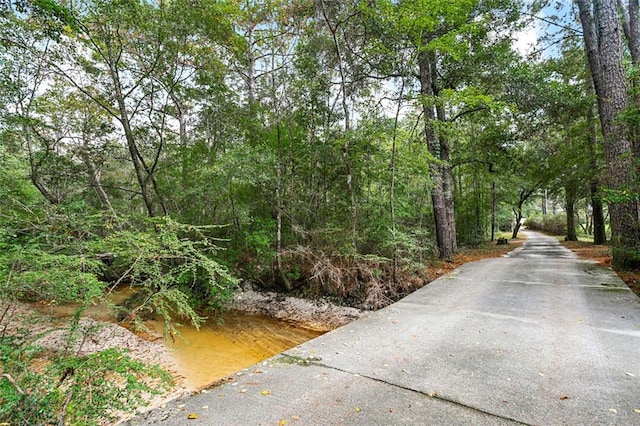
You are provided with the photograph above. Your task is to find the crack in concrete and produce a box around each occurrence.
[300,358,532,426]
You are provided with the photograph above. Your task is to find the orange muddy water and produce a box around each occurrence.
[146,312,322,390]
[34,290,323,391]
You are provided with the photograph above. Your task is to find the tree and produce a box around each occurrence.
[317,0,361,251]
[4,0,239,217]
[576,0,640,267]
[364,0,522,258]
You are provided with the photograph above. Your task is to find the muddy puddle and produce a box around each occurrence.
[32,288,323,391]
[147,312,322,390]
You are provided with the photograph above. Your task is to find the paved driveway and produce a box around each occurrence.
[130,231,640,425]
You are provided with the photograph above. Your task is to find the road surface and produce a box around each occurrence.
[130,231,640,425]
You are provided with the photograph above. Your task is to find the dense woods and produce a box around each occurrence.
[2,0,640,423]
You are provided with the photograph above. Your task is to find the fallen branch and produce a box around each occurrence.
[1,373,25,395]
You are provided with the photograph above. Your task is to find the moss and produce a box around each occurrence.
[599,283,630,292]
[275,354,322,366]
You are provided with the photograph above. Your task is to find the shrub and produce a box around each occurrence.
[0,207,239,334]
[98,216,239,335]
[0,336,170,425]
[525,214,567,235]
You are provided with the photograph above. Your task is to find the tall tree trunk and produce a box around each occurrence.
[619,0,640,64]
[275,122,291,291]
[79,146,116,217]
[117,100,155,217]
[565,185,578,241]
[490,164,497,241]
[244,20,259,145]
[512,188,535,239]
[107,52,156,217]
[591,180,607,244]
[269,46,292,291]
[619,0,640,167]
[577,0,640,266]
[435,100,457,254]
[246,23,256,108]
[512,208,523,239]
[619,0,640,232]
[389,80,405,286]
[25,131,59,205]
[170,95,189,188]
[587,95,607,244]
[419,50,455,259]
[474,166,481,243]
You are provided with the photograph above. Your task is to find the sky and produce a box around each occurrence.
[513,1,577,58]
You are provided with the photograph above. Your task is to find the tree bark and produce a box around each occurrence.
[619,0,640,179]
[390,80,405,285]
[105,43,156,217]
[79,148,115,216]
[419,50,456,259]
[25,133,60,205]
[511,188,535,239]
[490,164,496,241]
[275,122,291,290]
[587,95,608,244]
[565,185,578,241]
[576,0,640,266]
[435,100,457,254]
[590,179,607,243]
[512,208,523,239]
[619,0,640,65]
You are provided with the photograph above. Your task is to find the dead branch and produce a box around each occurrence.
[1,373,25,395]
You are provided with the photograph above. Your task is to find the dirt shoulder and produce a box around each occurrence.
[427,237,525,274]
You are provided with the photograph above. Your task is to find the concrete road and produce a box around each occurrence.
[130,231,640,425]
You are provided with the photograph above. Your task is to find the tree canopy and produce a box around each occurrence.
[3,0,640,299]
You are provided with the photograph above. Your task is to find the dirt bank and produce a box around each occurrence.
[0,302,187,424]
[231,283,365,332]
[1,302,177,372]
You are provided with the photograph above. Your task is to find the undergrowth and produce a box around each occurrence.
[277,247,429,309]
[270,236,519,310]
[0,302,171,425]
